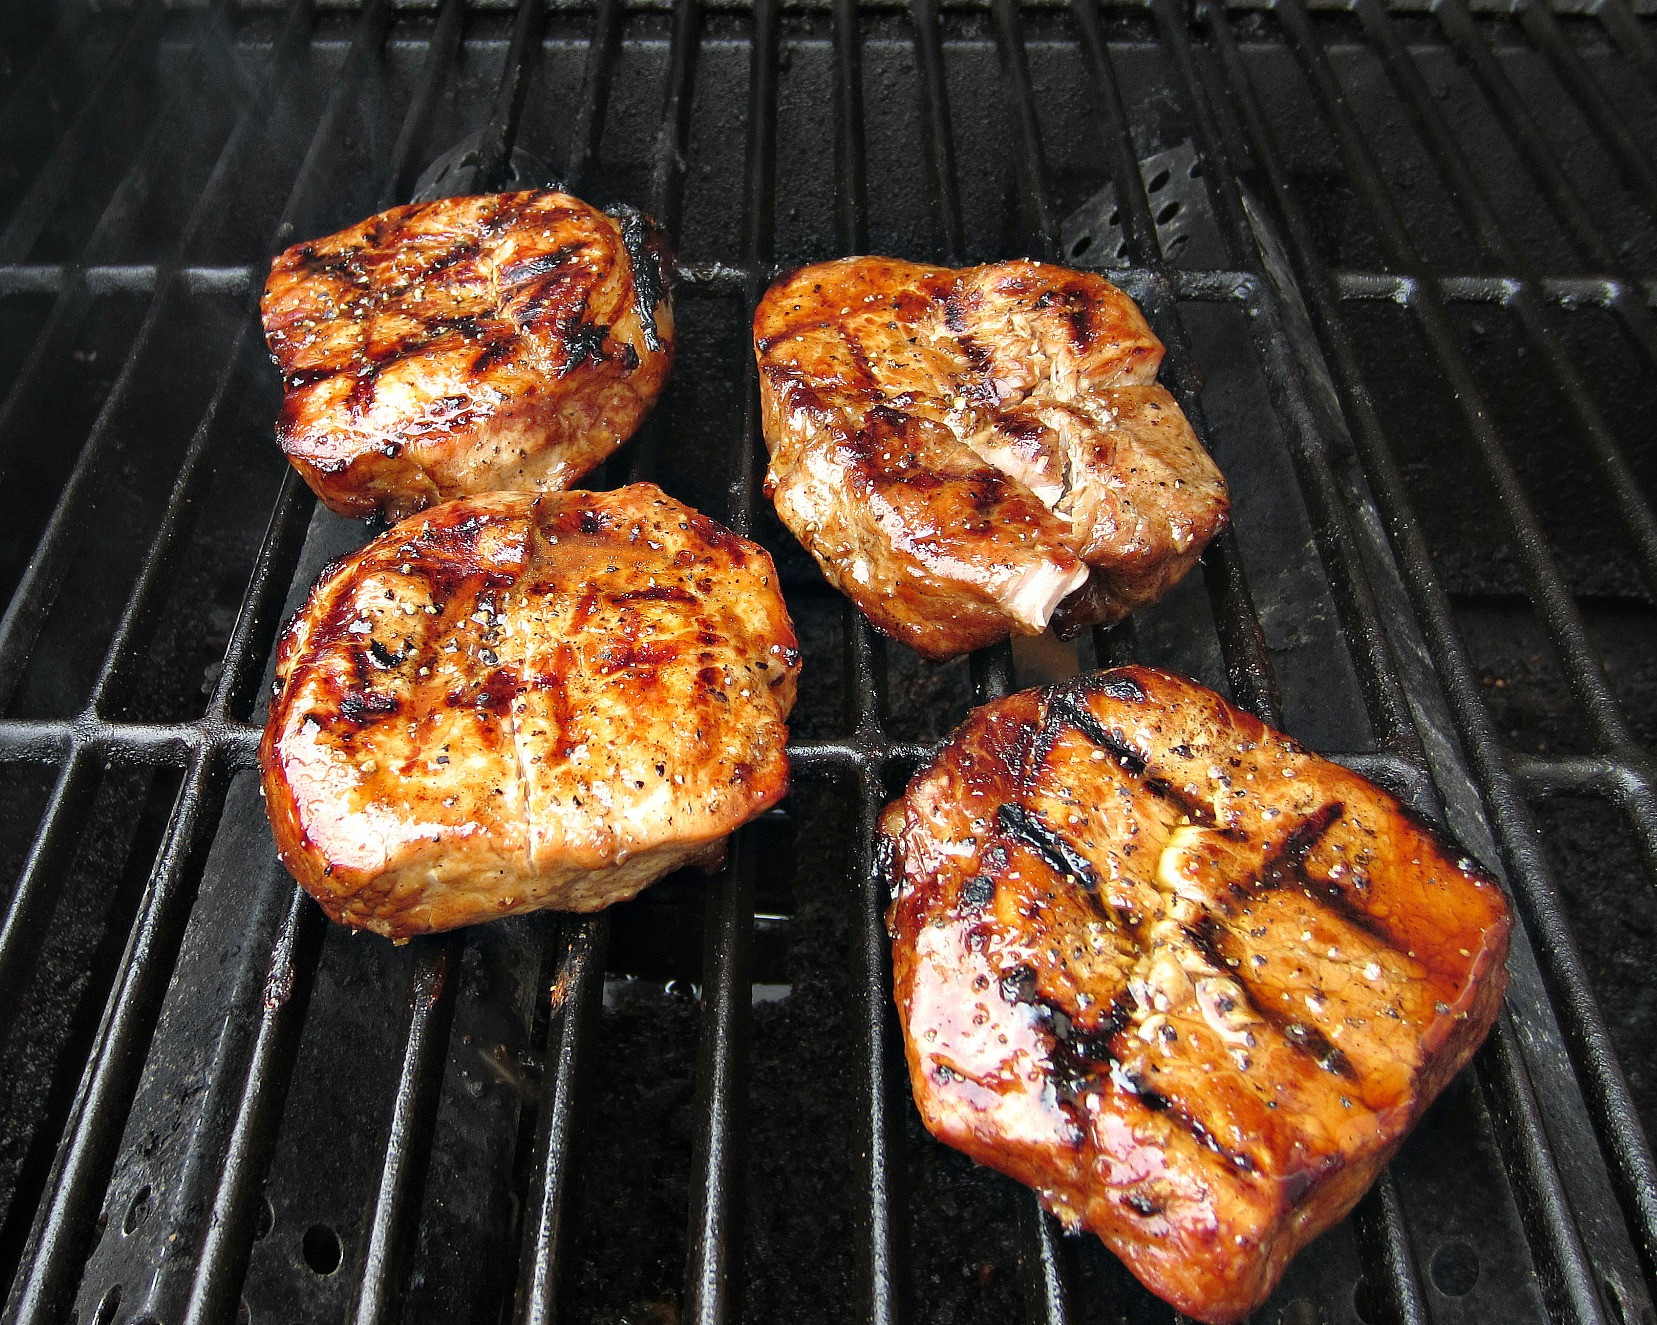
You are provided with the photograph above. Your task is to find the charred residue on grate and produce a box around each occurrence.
[0,2,1648,1325]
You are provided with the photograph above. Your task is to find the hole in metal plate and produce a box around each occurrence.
[301,1223,343,1276]
[1059,139,1212,268]
[92,1286,121,1325]
[1352,1277,1379,1324]
[1429,1240,1480,1297]
[122,1184,150,1236]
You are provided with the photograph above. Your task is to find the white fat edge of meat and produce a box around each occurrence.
[997,558,1091,633]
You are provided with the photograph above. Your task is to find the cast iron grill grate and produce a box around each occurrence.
[0,1,1652,1324]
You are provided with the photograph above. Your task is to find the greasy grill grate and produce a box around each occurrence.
[0,1,1652,1323]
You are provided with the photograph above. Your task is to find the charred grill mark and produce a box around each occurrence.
[412,237,481,286]
[610,585,697,605]
[867,403,911,433]
[1297,870,1402,952]
[1042,989,1134,1108]
[1166,1100,1259,1174]
[338,688,400,727]
[558,320,608,374]
[1049,692,1145,775]
[1080,671,1148,704]
[1279,801,1344,870]
[999,963,1039,1005]
[597,640,680,674]
[1249,801,1411,949]
[498,242,585,288]
[1142,776,1216,827]
[346,364,383,417]
[995,803,1101,893]
[470,336,517,376]
[613,205,669,352]
[1253,1006,1355,1079]
[1065,303,1092,352]
[958,875,995,913]
[994,412,1046,442]
[956,331,993,378]
[284,365,337,391]
[473,670,522,713]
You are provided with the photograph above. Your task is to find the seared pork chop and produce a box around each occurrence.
[261,484,798,938]
[263,190,674,521]
[755,258,1227,660]
[881,667,1510,1323]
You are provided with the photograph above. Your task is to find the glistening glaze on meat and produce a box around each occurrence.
[755,257,1228,660]
[261,484,798,938]
[263,190,674,521]
[880,667,1510,1323]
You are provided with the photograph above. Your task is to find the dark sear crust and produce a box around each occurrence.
[261,484,798,939]
[262,190,675,521]
[754,257,1228,660]
[881,667,1510,1324]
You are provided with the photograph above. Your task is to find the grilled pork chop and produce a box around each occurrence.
[755,258,1228,660]
[261,484,798,938]
[263,190,674,521]
[881,667,1510,1323]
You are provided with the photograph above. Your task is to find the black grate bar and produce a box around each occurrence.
[0,4,93,139]
[0,0,321,714]
[829,5,908,1321]
[351,935,464,1325]
[908,0,965,266]
[346,4,635,1316]
[563,0,624,193]
[177,887,326,1325]
[0,0,320,1123]
[1018,1199,1072,1325]
[1481,1007,1614,1324]
[513,912,609,1324]
[1350,1174,1431,1325]
[1,0,405,1310]
[1433,0,1657,369]
[0,0,167,265]
[832,0,868,254]
[1595,0,1657,89]
[648,0,701,237]
[161,14,482,1320]
[416,6,631,1316]
[3,754,230,1325]
[208,0,469,741]
[380,0,466,211]
[1353,0,1657,601]
[1192,0,1657,1299]
[4,258,1648,304]
[980,8,1085,1315]
[988,0,1060,258]
[1003,0,1286,729]
[0,752,100,1024]
[1158,5,1614,1320]
[0,0,311,544]
[1517,1,1657,221]
[470,0,550,196]
[683,3,778,1317]
[514,0,705,1303]
[1067,4,1445,1313]
[1269,0,1657,835]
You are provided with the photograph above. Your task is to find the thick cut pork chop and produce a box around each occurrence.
[881,667,1510,1323]
[263,190,674,521]
[261,484,798,939]
[755,257,1227,660]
